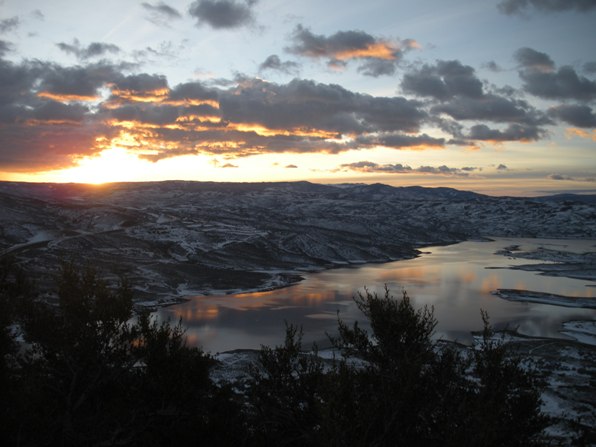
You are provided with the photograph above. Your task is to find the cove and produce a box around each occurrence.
[154,237,596,353]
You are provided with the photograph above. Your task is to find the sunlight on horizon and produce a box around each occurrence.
[50,148,151,184]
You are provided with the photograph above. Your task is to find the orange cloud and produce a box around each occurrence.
[566,127,596,141]
[227,123,338,139]
[111,87,170,103]
[37,91,99,102]
[335,41,400,61]
[165,98,220,109]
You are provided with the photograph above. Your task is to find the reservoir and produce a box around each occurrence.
[154,237,596,353]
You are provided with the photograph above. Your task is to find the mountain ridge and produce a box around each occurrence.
[1,180,595,302]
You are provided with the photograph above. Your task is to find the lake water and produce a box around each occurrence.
[154,237,596,353]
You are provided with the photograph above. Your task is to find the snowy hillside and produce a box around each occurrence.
[1,181,595,301]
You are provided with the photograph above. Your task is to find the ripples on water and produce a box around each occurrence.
[155,238,596,353]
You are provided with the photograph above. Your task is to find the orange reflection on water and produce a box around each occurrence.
[459,269,477,284]
[170,304,219,321]
[376,264,439,284]
[480,274,501,294]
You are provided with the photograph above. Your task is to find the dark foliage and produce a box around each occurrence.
[1,261,550,446]
[1,261,245,447]
[248,287,548,447]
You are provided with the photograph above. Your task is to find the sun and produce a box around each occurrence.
[51,148,153,184]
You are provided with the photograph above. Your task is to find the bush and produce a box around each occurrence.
[3,262,244,447]
[249,287,549,447]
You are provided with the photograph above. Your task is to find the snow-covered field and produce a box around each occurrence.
[1,180,595,300]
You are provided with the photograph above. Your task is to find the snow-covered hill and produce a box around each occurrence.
[1,181,595,301]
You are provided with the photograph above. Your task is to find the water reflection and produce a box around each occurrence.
[155,238,596,353]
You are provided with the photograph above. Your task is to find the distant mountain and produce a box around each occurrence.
[1,180,595,301]
[531,193,596,205]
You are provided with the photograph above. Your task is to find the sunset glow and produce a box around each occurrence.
[52,148,154,184]
[0,0,593,195]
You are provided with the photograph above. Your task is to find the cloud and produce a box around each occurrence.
[339,161,476,176]
[188,0,257,29]
[401,60,484,100]
[0,40,13,56]
[400,58,551,143]
[549,173,574,180]
[221,162,238,168]
[353,132,445,149]
[218,77,427,135]
[258,55,299,75]
[549,104,596,128]
[497,164,508,170]
[565,127,596,141]
[35,61,122,101]
[515,47,596,101]
[0,17,19,33]
[286,25,417,77]
[285,164,298,168]
[584,61,596,74]
[433,95,549,125]
[497,0,596,16]
[0,45,576,173]
[466,123,546,142]
[142,1,182,26]
[514,47,554,73]
[547,173,594,182]
[31,9,44,20]
[484,61,503,72]
[57,39,121,61]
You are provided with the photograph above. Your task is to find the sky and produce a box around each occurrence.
[0,0,595,195]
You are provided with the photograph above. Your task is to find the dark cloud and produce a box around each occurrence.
[258,55,300,75]
[285,164,298,168]
[432,95,550,127]
[497,0,596,16]
[36,62,121,100]
[549,104,596,128]
[515,47,596,101]
[341,161,412,173]
[142,1,182,19]
[31,9,44,20]
[57,39,121,61]
[484,61,503,72]
[401,60,484,100]
[357,58,399,77]
[109,73,169,103]
[219,77,427,135]
[188,0,257,29]
[142,2,182,26]
[286,25,417,77]
[0,40,13,56]
[31,100,89,123]
[0,57,121,169]
[467,123,545,141]
[497,164,508,170]
[417,165,466,175]
[584,61,596,74]
[0,17,19,33]
[221,162,238,168]
[549,173,574,180]
[353,132,444,149]
[340,161,475,176]
[402,60,552,141]
[514,47,554,72]
[169,81,219,102]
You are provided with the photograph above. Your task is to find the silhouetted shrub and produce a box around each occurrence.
[248,287,548,447]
